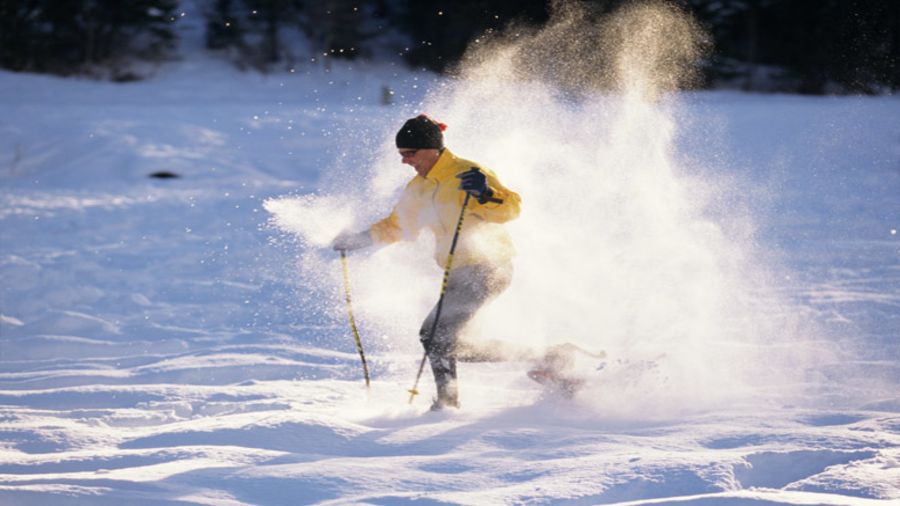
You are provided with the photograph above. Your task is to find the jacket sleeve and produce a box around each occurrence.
[367,179,416,244]
[368,210,403,244]
[466,167,521,223]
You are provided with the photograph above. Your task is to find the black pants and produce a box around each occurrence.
[419,262,513,400]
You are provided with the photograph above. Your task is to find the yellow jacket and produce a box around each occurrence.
[368,149,521,267]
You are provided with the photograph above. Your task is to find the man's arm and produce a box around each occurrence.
[458,167,521,223]
[368,211,404,244]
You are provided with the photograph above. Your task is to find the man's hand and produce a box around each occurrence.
[456,167,494,204]
[331,230,373,251]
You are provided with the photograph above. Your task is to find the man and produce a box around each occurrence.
[331,114,521,410]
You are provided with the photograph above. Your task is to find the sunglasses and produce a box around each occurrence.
[399,149,419,158]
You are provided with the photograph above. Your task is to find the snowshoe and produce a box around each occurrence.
[527,343,606,398]
[527,367,585,397]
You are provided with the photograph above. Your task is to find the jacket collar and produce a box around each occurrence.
[424,148,457,182]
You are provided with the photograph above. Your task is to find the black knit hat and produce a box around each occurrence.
[395,114,446,149]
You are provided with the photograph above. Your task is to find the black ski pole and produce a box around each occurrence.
[340,249,371,388]
[408,192,471,404]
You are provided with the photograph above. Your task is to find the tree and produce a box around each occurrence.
[300,0,374,61]
[391,0,550,72]
[0,0,41,71]
[241,0,299,64]
[204,0,391,69]
[688,0,900,93]
[0,0,178,76]
[206,0,246,51]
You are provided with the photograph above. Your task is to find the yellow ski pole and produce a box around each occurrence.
[408,192,471,403]
[340,249,370,388]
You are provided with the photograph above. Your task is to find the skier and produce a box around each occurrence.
[331,114,521,410]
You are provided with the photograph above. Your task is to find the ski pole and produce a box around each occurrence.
[408,192,471,404]
[340,249,370,388]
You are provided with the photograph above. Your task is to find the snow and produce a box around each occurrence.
[1,7,899,505]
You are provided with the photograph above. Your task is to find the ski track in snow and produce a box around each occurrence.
[1,33,900,506]
[0,344,898,505]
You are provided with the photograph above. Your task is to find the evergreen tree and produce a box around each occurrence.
[242,0,299,64]
[206,0,246,50]
[0,0,177,76]
[0,1,40,71]
[300,0,375,60]
[392,0,550,72]
[203,0,390,69]
[688,0,899,93]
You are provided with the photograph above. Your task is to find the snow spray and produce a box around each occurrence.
[266,1,827,417]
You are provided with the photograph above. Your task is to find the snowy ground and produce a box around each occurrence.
[1,23,900,506]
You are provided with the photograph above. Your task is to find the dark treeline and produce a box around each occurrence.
[1,0,897,93]
[203,0,392,68]
[0,0,179,79]
[690,0,900,94]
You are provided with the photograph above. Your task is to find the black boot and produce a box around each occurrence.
[430,380,459,411]
[425,349,459,410]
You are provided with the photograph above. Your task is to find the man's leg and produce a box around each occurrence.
[419,263,512,409]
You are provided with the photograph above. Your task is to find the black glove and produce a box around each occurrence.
[456,167,494,204]
[331,230,373,251]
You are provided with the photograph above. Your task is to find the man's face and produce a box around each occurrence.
[399,148,440,177]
